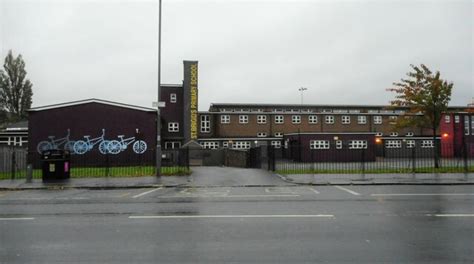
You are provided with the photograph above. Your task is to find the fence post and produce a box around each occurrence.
[186,147,190,171]
[361,149,365,176]
[463,139,468,173]
[11,150,16,180]
[105,152,110,177]
[26,164,33,183]
[411,144,416,173]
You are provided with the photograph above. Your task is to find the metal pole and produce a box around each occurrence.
[156,0,162,176]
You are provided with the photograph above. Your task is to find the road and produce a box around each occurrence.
[1,185,473,263]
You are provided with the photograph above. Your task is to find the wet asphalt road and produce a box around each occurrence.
[1,185,473,263]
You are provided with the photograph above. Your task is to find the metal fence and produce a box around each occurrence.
[271,142,474,174]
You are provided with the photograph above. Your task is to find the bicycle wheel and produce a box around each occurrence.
[107,140,122,155]
[133,140,147,154]
[64,141,76,154]
[99,141,109,154]
[73,141,88,155]
[37,141,53,154]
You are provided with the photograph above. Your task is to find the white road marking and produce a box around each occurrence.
[426,214,474,217]
[158,194,300,199]
[307,187,320,194]
[129,214,334,219]
[334,186,360,196]
[132,187,163,198]
[371,193,474,197]
[0,217,35,221]
[265,187,294,194]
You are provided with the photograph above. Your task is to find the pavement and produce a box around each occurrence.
[0,166,473,190]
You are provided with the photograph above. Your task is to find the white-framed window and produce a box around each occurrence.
[349,140,367,149]
[222,141,229,148]
[444,115,451,123]
[257,132,267,137]
[406,140,416,149]
[454,115,460,123]
[257,115,267,124]
[464,116,470,135]
[386,140,401,148]
[374,116,382,124]
[390,132,398,137]
[274,132,283,137]
[335,140,343,149]
[239,115,248,124]
[292,115,301,124]
[341,115,350,124]
[274,115,284,124]
[308,115,318,124]
[165,141,181,149]
[406,132,414,137]
[201,115,211,133]
[471,116,474,135]
[421,140,434,148]
[325,115,334,124]
[233,141,251,149]
[201,141,219,149]
[375,132,383,136]
[389,116,398,124]
[221,115,230,124]
[168,122,179,132]
[170,93,177,103]
[310,140,330,149]
[271,141,281,149]
[357,116,366,124]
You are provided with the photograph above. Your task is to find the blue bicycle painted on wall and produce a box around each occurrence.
[107,135,147,155]
[36,129,76,154]
[73,129,110,155]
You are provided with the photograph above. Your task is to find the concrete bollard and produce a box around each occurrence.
[26,164,33,183]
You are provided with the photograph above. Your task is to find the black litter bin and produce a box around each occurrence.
[41,149,71,181]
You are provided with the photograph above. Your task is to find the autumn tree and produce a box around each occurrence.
[0,50,33,122]
[388,64,453,168]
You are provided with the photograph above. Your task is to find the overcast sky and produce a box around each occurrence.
[0,0,472,110]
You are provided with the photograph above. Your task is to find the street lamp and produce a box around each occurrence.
[156,0,162,177]
[298,87,308,105]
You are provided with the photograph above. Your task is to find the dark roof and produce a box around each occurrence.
[28,98,157,112]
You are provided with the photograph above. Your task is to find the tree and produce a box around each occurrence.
[387,64,453,168]
[0,50,33,122]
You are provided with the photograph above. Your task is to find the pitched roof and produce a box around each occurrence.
[28,98,157,112]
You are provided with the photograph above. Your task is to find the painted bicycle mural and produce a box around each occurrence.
[36,129,148,155]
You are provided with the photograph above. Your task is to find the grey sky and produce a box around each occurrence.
[0,0,472,111]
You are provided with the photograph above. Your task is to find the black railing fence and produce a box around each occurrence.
[271,142,474,174]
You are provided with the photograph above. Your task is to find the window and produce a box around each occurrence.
[341,116,350,124]
[274,132,283,137]
[444,115,450,123]
[406,132,414,137]
[221,115,230,124]
[275,115,284,124]
[233,141,251,149]
[257,115,267,124]
[375,132,383,137]
[471,116,474,135]
[454,115,460,123]
[271,141,281,149]
[200,115,210,133]
[421,140,434,148]
[464,116,470,135]
[292,115,301,124]
[325,115,334,124]
[168,122,179,132]
[170,93,177,103]
[239,115,248,124]
[349,140,367,149]
[310,140,330,149]
[390,132,398,137]
[257,132,267,137]
[308,115,318,124]
[201,141,219,149]
[374,116,382,124]
[389,116,398,124]
[335,140,343,149]
[357,116,366,124]
[386,140,401,148]
[165,141,181,149]
[406,140,415,149]
[222,141,229,148]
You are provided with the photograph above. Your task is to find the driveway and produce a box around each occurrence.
[188,166,292,187]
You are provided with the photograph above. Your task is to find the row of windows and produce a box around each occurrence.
[219,115,394,125]
[217,108,405,114]
[385,140,434,149]
[199,141,282,149]
[309,140,368,150]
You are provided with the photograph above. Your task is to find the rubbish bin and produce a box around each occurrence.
[41,149,71,182]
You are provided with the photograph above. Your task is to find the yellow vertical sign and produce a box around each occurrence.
[190,63,198,139]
